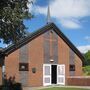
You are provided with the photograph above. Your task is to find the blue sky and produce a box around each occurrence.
[0,0,90,53]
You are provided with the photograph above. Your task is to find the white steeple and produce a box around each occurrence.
[47,5,51,24]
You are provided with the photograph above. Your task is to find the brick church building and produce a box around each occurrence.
[0,23,84,86]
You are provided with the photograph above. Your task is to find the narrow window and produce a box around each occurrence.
[19,63,29,71]
[69,65,75,71]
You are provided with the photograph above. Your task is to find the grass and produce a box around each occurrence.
[38,87,89,90]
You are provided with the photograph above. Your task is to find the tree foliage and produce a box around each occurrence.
[83,66,90,76]
[84,50,90,65]
[83,51,90,76]
[0,0,33,44]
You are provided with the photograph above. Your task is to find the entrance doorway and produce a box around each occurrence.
[51,65,57,84]
[43,64,65,86]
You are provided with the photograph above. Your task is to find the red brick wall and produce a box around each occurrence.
[67,77,90,86]
[58,36,83,84]
[58,36,69,84]
[75,55,83,76]
[5,35,44,87]
[4,31,83,86]
[5,49,20,82]
[28,35,44,87]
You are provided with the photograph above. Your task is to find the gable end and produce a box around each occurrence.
[1,23,85,64]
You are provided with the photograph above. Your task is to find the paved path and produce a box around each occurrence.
[23,85,90,90]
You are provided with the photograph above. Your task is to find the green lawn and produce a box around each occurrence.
[38,87,89,90]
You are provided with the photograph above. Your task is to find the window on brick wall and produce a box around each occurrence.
[69,65,75,71]
[19,63,29,71]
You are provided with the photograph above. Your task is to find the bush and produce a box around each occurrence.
[0,85,9,90]
[13,83,22,90]
[0,83,22,90]
[0,85,2,90]
[1,75,23,90]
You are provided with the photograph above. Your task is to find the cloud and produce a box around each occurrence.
[60,18,81,29]
[33,0,90,29]
[27,0,36,12]
[35,6,47,15]
[77,45,90,53]
[85,36,90,42]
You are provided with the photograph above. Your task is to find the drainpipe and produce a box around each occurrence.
[2,64,5,80]
[0,55,5,85]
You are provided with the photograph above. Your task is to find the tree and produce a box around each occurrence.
[82,51,90,76]
[0,0,33,44]
[84,50,90,65]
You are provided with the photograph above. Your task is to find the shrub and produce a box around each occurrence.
[13,83,22,90]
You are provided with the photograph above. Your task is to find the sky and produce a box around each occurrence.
[0,0,90,53]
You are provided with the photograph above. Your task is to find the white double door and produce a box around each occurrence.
[43,64,65,86]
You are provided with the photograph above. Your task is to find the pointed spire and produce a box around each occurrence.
[47,5,51,24]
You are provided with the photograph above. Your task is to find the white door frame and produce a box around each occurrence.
[43,64,65,86]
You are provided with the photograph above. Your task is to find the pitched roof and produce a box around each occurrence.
[1,23,85,64]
